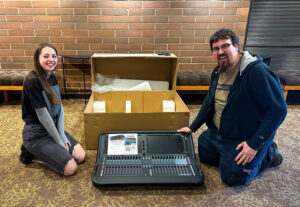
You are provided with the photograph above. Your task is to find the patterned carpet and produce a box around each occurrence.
[0,99,299,207]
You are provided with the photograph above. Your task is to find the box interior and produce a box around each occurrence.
[84,91,189,113]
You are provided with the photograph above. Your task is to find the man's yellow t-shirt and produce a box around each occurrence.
[213,58,242,129]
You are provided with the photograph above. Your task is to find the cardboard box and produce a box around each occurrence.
[84,53,189,149]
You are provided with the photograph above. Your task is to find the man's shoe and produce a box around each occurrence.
[269,141,283,168]
[19,144,34,165]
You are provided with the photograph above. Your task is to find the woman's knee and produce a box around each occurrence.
[64,158,78,176]
[73,144,86,163]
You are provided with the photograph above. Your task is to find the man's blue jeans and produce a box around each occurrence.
[198,127,276,186]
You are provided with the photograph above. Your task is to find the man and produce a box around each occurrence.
[178,28,287,187]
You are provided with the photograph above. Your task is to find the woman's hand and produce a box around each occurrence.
[65,142,71,152]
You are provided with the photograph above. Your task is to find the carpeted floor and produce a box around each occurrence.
[0,99,299,207]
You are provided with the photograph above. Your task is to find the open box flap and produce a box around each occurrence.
[90,53,178,90]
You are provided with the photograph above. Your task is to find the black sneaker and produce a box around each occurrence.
[269,142,283,168]
[19,144,34,165]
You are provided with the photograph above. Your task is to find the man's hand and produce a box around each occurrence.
[177,127,193,133]
[235,141,257,165]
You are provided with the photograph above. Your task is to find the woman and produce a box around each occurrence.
[20,43,85,176]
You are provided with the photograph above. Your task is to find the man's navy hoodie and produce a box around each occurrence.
[189,51,287,150]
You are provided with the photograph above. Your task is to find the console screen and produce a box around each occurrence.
[147,135,184,154]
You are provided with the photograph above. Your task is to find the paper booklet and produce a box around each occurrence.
[107,133,138,155]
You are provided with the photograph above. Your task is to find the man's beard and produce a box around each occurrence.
[217,54,233,73]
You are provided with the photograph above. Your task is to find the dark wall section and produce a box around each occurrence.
[244,0,300,72]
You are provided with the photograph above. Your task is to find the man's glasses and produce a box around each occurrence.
[212,43,232,53]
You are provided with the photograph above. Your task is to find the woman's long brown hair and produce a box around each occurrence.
[33,43,59,105]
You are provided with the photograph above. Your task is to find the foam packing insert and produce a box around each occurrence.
[162,100,175,112]
[93,101,106,113]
